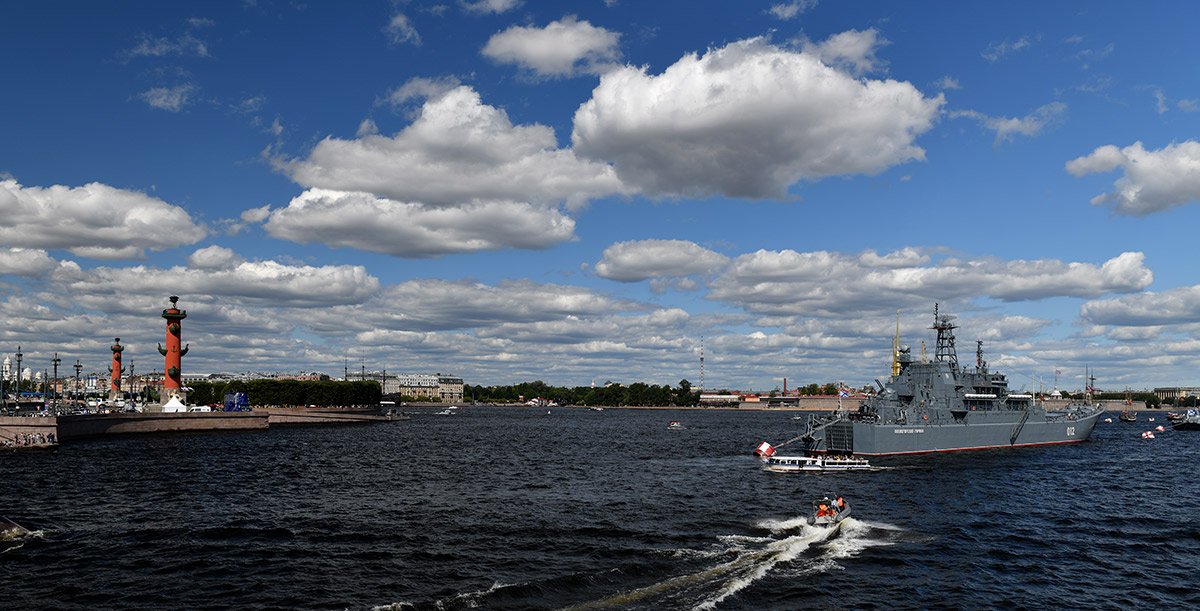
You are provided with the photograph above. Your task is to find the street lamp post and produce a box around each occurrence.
[129,361,135,407]
[14,345,22,408]
[73,359,82,408]
[51,352,61,411]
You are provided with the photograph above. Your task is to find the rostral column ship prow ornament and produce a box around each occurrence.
[158,295,190,405]
[799,304,1105,457]
[108,337,125,403]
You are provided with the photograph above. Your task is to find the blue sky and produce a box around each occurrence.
[3,0,1200,392]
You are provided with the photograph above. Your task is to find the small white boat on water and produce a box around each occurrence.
[667,421,686,430]
[761,454,872,473]
[1,517,31,541]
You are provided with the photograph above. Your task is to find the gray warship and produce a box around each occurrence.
[801,306,1104,456]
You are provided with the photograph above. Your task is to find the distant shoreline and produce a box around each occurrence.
[408,400,1162,412]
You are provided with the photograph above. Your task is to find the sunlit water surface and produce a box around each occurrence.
[3,408,1197,609]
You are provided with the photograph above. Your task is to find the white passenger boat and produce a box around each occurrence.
[761,454,871,473]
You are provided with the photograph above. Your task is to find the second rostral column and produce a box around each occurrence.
[109,338,124,403]
[157,295,189,403]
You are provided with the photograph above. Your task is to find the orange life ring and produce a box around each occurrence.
[922,414,929,421]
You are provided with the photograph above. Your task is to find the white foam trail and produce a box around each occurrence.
[571,517,908,610]
[569,521,830,610]
[372,581,512,611]
[694,526,829,610]
[754,516,810,533]
[820,519,895,559]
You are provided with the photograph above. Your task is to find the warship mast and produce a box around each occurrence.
[931,304,959,371]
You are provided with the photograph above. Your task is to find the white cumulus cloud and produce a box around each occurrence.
[483,16,621,77]
[1083,286,1200,326]
[800,28,886,75]
[53,257,380,308]
[280,85,625,208]
[0,179,206,259]
[187,245,244,270]
[0,249,57,277]
[382,76,462,107]
[595,239,728,282]
[263,189,577,257]
[709,249,1152,316]
[1066,140,1200,215]
[572,36,943,199]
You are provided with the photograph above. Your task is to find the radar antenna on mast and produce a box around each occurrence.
[931,303,959,370]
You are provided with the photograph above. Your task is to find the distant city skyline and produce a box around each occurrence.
[4,2,1200,390]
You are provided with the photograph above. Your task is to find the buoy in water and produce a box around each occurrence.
[1103,418,1113,423]
[1141,431,1155,439]
[1155,425,1165,432]
[1148,417,1155,422]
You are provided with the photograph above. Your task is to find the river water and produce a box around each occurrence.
[3,407,1197,609]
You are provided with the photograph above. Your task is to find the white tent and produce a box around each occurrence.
[162,396,187,413]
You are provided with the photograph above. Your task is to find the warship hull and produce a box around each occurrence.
[806,409,1103,456]
[799,306,1106,457]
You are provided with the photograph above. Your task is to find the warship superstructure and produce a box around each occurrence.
[802,306,1104,456]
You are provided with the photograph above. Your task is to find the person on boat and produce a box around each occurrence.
[816,503,831,517]
[836,497,845,510]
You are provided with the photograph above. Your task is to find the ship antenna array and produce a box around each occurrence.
[931,303,959,370]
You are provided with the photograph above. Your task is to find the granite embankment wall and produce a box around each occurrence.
[55,412,269,441]
[256,407,389,425]
[0,416,58,443]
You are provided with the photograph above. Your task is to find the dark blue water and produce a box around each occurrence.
[3,408,1198,610]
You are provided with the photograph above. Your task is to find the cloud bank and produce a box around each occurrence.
[0,179,206,259]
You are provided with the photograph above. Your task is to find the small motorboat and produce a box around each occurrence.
[761,454,872,473]
[1172,410,1200,431]
[1119,411,1138,422]
[1,518,31,542]
[667,421,686,430]
[808,496,851,528]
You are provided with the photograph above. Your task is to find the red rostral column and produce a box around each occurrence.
[109,337,125,400]
[157,295,189,400]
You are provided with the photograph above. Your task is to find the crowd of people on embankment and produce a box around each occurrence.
[1,432,56,447]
